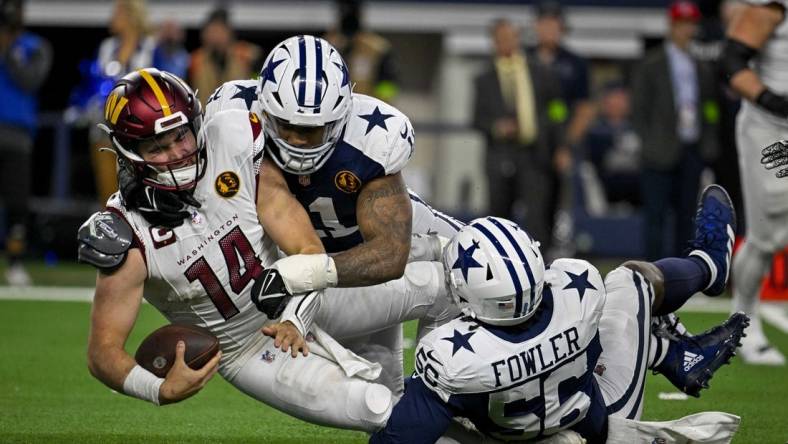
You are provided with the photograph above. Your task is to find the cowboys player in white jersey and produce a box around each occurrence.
[203,35,463,393]
[721,0,788,365]
[78,68,455,432]
[372,186,748,443]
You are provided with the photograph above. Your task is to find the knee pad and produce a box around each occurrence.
[605,266,654,309]
[620,261,663,289]
[347,382,394,431]
[402,261,442,289]
[403,261,449,308]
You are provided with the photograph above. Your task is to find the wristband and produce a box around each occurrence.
[123,364,164,405]
[755,89,788,119]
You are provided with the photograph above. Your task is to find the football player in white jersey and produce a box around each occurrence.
[372,186,747,443]
[721,0,788,365]
[78,68,456,432]
[203,35,463,393]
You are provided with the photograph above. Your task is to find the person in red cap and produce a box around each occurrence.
[669,0,702,22]
[631,0,720,262]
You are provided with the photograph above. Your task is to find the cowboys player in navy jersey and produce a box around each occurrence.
[372,185,747,443]
[204,35,463,393]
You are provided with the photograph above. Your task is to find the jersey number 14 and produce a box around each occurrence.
[183,226,263,319]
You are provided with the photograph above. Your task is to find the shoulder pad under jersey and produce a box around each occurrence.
[77,211,134,271]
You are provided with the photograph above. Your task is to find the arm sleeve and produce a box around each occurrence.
[279,290,321,336]
[369,376,454,444]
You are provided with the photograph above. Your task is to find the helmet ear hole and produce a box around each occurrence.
[445,217,546,327]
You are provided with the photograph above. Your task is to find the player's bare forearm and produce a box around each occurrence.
[730,70,766,102]
[257,161,324,255]
[87,249,147,392]
[86,340,138,393]
[333,174,412,287]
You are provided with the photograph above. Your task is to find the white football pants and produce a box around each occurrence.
[734,109,788,321]
[595,266,654,420]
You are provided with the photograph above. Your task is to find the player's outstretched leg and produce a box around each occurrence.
[652,312,749,397]
[625,185,736,320]
[687,184,736,297]
[733,240,786,365]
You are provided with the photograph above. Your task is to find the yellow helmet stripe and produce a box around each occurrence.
[110,97,129,125]
[105,93,117,121]
[137,69,172,116]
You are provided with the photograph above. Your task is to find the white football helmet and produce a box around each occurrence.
[443,217,546,326]
[258,35,352,175]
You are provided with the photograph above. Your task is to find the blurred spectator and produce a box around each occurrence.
[631,0,720,260]
[152,19,189,80]
[528,1,594,254]
[325,0,398,102]
[529,1,594,172]
[585,81,642,207]
[0,0,52,285]
[92,0,156,204]
[189,7,261,106]
[472,18,562,250]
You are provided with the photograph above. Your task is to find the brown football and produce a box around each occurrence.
[134,324,220,378]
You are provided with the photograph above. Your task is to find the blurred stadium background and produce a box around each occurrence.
[1,0,787,442]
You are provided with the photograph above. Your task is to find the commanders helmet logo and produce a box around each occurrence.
[335,170,361,194]
[215,171,241,198]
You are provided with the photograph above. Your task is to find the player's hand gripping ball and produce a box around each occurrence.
[135,324,220,378]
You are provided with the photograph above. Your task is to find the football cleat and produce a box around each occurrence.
[688,184,736,297]
[654,312,749,397]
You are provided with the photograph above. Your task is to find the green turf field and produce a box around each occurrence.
[1,297,786,443]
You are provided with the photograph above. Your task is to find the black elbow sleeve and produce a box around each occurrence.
[720,38,759,82]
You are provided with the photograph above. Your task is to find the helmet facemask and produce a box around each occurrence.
[258,35,353,175]
[262,111,348,175]
[112,120,207,193]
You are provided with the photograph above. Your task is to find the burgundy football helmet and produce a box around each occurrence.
[100,68,205,191]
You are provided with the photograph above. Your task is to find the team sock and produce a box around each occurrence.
[653,257,710,315]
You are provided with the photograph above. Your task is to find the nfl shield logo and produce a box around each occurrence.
[299,175,311,187]
[261,350,275,363]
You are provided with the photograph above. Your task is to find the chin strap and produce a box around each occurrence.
[117,159,201,228]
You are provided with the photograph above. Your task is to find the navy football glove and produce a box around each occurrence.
[251,268,292,319]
